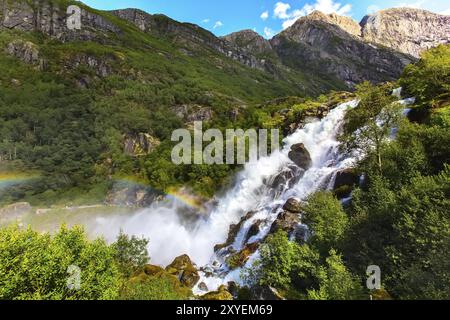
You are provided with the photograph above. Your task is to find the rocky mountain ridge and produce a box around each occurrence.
[1,0,448,89]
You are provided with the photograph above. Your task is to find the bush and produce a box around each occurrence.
[0,225,120,300]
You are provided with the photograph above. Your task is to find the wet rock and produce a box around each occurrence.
[269,165,304,191]
[288,143,312,170]
[245,220,263,243]
[214,211,256,252]
[227,281,239,298]
[166,254,200,288]
[226,242,259,270]
[123,133,160,157]
[269,211,301,235]
[198,282,209,292]
[333,168,360,199]
[283,198,303,213]
[199,285,233,300]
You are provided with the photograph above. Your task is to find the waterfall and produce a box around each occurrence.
[91,99,360,292]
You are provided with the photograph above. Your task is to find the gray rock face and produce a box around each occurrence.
[222,29,273,54]
[6,40,46,69]
[123,133,160,157]
[361,8,450,58]
[271,14,415,87]
[171,104,214,123]
[0,0,121,42]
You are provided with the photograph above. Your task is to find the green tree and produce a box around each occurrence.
[303,191,349,254]
[0,225,120,300]
[307,250,365,300]
[341,82,401,173]
[112,231,150,278]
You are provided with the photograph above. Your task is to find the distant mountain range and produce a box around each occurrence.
[1,0,449,93]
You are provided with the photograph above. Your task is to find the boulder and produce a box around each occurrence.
[333,168,360,199]
[198,282,209,292]
[269,211,301,235]
[214,211,256,252]
[199,285,233,300]
[333,169,360,189]
[288,143,312,170]
[245,220,263,243]
[166,254,200,288]
[143,264,165,276]
[269,165,304,191]
[283,198,303,213]
[226,242,259,270]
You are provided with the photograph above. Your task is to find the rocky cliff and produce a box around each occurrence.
[271,12,414,86]
[361,8,450,58]
[1,1,447,90]
[0,0,120,43]
[221,29,273,55]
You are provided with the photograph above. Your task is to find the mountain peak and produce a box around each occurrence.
[222,29,272,54]
[361,7,450,57]
[294,10,361,37]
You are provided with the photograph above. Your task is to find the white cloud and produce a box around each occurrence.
[367,5,380,14]
[201,18,210,24]
[260,10,269,21]
[442,8,450,15]
[274,0,352,29]
[264,27,275,38]
[274,2,291,19]
[213,21,223,29]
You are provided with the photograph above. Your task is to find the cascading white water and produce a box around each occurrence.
[91,99,360,292]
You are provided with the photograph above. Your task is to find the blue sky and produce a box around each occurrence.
[81,0,450,38]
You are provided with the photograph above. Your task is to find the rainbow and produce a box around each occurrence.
[0,172,40,189]
[113,176,206,212]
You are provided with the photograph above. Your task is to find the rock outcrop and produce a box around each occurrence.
[123,133,160,157]
[0,0,121,42]
[271,12,414,87]
[361,8,450,58]
[6,40,46,69]
[306,10,362,37]
[165,254,200,288]
[222,29,273,54]
[199,285,233,300]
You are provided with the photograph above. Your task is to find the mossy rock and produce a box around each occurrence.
[370,289,393,300]
[165,254,200,288]
[226,242,259,270]
[143,264,165,276]
[200,285,233,301]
